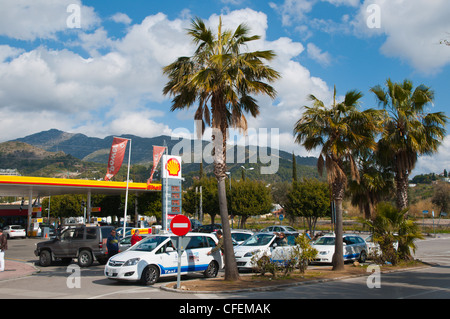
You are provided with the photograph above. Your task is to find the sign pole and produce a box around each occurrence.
[177,236,182,289]
[123,138,132,239]
[170,215,191,289]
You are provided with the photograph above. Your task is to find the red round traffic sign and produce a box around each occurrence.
[170,214,191,236]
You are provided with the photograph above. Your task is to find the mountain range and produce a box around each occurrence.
[0,129,319,183]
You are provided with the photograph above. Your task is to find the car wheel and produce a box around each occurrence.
[204,261,219,278]
[39,250,52,267]
[141,265,160,285]
[78,250,93,267]
[358,250,367,263]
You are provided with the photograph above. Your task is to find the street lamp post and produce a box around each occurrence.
[240,166,254,181]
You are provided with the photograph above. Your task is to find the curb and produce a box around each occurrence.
[160,264,433,294]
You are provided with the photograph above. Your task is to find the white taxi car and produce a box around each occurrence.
[312,234,368,263]
[104,233,223,285]
[234,232,298,270]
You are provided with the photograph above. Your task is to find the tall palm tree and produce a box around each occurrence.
[371,79,448,211]
[293,86,383,270]
[163,17,280,281]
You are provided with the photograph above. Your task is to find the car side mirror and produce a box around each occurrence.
[272,243,278,248]
[166,247,174,252]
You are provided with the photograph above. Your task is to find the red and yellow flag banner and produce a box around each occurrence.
[104,137,128,181]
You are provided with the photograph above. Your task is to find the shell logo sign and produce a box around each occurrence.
[162,155,182,179]
[166,158,181,177]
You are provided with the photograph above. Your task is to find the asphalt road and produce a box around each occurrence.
[1,234,450,302]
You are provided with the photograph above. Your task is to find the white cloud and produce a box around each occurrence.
[110,13,132,25]
[0,0,100,41]
[99,110,172,138]
[323,0,359,7]
[0,6,334,158]
[0,45,24,62]
[414,135,450,176]
[307,43,332,66]
[352,0,450,74]
[269,0,315,26]
[0,48,117,113]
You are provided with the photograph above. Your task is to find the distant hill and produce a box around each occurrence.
[0,141,91,178]
[15,128,317,165]
[6,129,320,183]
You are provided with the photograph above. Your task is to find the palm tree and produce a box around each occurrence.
[348,153,394,220]
[366,202,424,265]
[293,86,383,270]
[163,17,280,281]
[371,79,448,211]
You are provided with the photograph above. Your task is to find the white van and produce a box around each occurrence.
[104,233,223,285]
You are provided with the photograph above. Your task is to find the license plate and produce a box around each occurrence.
[107,270,117,277]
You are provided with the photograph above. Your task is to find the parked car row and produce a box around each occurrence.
[234,232,370,270]
[32,220,388,286]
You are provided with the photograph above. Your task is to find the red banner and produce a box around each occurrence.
[104,137,128,181]
[147,146,166,186]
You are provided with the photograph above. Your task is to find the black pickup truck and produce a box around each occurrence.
[34,225,114,267]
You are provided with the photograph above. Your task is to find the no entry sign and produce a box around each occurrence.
[170,214,191,236]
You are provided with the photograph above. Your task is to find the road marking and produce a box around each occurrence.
[397,284,450,299]
[88,286,158,299]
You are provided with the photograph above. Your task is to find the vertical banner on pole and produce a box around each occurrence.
[161,155,183,233]
[147,146,166,186]
[104,137,128,181]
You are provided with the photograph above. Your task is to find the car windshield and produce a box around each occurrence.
[313,237,335,245]
[129,236,168,252]
[241,234,274,246]
[284,226,296,232]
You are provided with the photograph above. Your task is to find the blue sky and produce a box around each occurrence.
[0,0,449,176]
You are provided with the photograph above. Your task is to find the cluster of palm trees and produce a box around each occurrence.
[163,18,448,279]
[293,80,447,269]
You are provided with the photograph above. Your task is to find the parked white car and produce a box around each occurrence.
[260,225,298,234]
[364,234,399,257]
[312,234,368,263]
[105,233,223,285]
[2,225,26,239]
[234,232,298,270]
[230,229,254,245]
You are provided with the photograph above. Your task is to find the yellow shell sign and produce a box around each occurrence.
[166,157,181,177]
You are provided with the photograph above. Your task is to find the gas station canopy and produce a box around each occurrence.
[0,175,162,197]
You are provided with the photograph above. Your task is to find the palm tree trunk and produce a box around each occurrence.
[212,117,240,281]
[217,177,240,280]
[395,171,409,211]
[331,180,345,271]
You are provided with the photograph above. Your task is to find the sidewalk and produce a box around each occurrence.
[0,260,39,281]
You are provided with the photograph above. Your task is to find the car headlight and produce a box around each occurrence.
[123,258,140,266]
[244,250,260,257]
